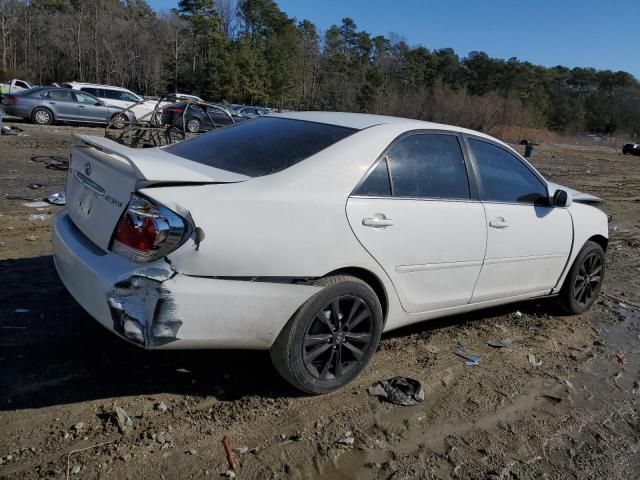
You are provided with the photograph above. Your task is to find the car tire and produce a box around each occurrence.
[557,240,605,314]
[110,113,129,129]
[32,107,53,125]
[186,118,201,133]
[270,275,383,394]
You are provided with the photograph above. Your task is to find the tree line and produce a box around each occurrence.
[1,0,639,137]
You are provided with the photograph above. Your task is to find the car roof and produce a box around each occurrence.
[63,82,133,92]
[271,111,502,143]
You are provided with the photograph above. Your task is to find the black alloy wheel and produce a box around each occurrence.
[302,296,373,380]
[574,251,603,306]
[558,240,605,314]
[270,275,383,394]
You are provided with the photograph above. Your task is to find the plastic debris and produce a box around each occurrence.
[487,340,508,348]
[514,310,523,318]
[222,435,236,470]
[27,183,45,189]
[616,353,627,365]
[542,394,562,405]
[528,354,542,367]
[29,214,49,221]
[23,201,49,208]
[453,347,480,366]
[46,191,66,205]
[368,377,424,406]
[114,406,133,434]
[1,125,26,136]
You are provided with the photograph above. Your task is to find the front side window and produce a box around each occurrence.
[74,91,99,104]
[165,117,356,177]
[387,134,470,199]
[120,91,140,102]
[468,138,547,204]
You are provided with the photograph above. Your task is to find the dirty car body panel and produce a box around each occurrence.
[52,112,608,355]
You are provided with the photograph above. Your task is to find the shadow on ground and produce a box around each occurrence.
[0,255,554,411]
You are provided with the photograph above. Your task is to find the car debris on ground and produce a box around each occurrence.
[453,347,480,366]
[368,377,425,405]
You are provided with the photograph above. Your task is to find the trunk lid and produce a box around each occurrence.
[66,135,248,251]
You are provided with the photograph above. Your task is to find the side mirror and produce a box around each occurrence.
[95,101,103,106]
[552,189,572,208]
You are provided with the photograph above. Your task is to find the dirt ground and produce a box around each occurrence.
[1,120,640,480]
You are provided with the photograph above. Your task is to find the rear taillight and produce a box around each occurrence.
[111,194,190,263]
[168,107,184,113]
[3,95,17,105]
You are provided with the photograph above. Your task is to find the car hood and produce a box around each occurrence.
[548,181,603,204]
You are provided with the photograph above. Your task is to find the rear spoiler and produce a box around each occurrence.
[72,135,249,184]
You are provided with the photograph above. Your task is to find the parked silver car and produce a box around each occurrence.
[1,87,135,127]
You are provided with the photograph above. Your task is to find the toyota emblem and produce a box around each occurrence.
[84,162,91,176]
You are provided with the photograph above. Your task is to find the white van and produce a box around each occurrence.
[62,82,159,120]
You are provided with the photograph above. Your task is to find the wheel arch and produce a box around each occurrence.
[587,234,608,252]
[322,267,389,324]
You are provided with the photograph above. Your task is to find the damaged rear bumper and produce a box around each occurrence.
[52,212,320,349]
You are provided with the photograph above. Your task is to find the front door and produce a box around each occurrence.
[466,137,572,303]
[73,91,110,123]
[347,132,487,314]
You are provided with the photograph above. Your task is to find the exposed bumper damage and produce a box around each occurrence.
[107,271,182,348]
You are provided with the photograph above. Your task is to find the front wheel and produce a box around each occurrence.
[110,113,129,129]
[558,240,605,314]
[270,275,383,394]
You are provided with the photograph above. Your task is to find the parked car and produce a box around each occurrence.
[0,78,33,95]
[62,82,157,120]
[622,142,640,155]
[53,112,608,394]
[1,87,135,127]
[235,105,271,117]
[161,102,245,132]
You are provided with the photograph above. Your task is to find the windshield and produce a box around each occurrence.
[164,117,357,177]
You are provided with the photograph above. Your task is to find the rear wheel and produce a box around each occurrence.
[270,275,383,394]
[32,108,53,125]
[186,118,201,133]
[558,240,605,314]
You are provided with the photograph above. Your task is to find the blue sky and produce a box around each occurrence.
[148,0,640,79]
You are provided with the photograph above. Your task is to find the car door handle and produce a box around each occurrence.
[363,214,394,228]
[79,105,85,108]
[48,102,56,105]
[489,218,510,229]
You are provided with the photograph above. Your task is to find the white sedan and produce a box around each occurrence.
[53,112,608,393]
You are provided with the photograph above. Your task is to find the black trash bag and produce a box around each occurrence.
[368,377,424,406]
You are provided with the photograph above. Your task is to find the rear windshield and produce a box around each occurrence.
[164,117,357,177]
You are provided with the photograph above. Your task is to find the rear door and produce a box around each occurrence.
[45,89,77,120]
[466,137,572,302]
[347,132,487,313]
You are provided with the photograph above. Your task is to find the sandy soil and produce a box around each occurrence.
[1,121,639,480]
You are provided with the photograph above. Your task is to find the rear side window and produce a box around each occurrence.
[81,87,100,96]
[354,158,392,196]
[468,138,547,204]
[48,90,74,102]
[165,118,357,177]
[387,134,470,199]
